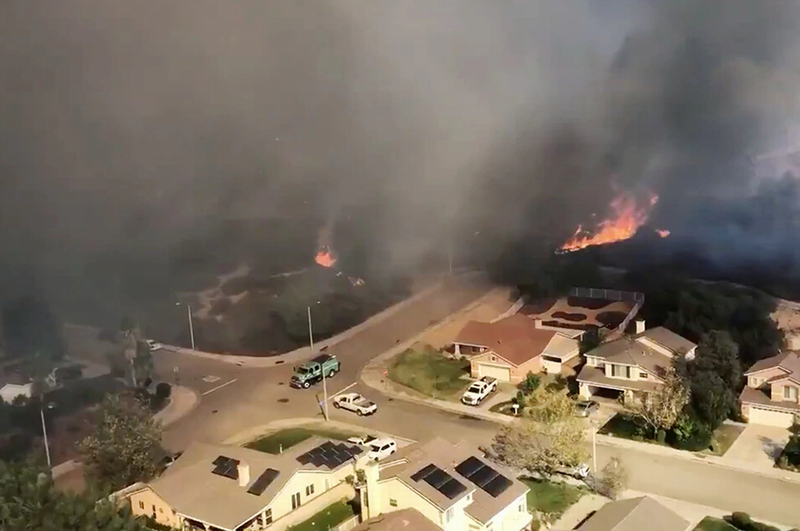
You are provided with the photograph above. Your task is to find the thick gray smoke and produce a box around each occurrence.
[0,1,799,306]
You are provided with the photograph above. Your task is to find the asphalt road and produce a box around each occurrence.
[150,274,800,528]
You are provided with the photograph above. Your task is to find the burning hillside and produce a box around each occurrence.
[559,191,669,253]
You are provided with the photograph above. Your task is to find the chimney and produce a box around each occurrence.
[237,462,250,487]
[635,320,645,334]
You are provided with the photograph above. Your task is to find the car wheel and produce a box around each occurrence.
[302,381,310,389]
[357,410,364,416]
[328,370,335,378]
[492,384,497,392]
[333,401,341,409]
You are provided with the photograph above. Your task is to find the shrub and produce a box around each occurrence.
[155,383,172,400]
[594,457,628,500]
[519,372,540,395]
[729,512,751,529]
[656,429,667,444]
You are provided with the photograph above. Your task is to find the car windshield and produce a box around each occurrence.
[297,367,311,375]
[468,385,482,393]
[370,443,382,451]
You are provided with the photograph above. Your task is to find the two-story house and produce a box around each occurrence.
[129,437,365,531]
[740,351,800,428]
[576,327,696,404]
[364,437,532,531]
[453,314,582,382]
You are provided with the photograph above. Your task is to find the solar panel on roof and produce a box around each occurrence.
[411,463,438,482]
[212,457,240,480]
[247,468,280,496]
[212,455,228,467]
[469,465,499,487]
[297,442,362,470]
[455,456,484,478]
[424,468,450,488]
[439,478,468,500]
[483,475,513,498]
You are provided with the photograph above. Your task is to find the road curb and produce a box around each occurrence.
[221,417,417,447]
[153,385,201,427]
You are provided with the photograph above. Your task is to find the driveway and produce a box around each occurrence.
[723,424,789,471]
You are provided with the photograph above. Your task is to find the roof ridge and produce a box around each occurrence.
[611,497,648,531]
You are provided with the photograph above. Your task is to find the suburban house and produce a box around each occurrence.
[577,327,696,403]
[740,351,800,428]
[0,376,33,404]
[453,314,581,382]
[352,509,441,531]
[129,437,364,531]
[365,437,532,531]
[576,496,690,531]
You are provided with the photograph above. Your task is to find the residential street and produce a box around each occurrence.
[137,275,800,527]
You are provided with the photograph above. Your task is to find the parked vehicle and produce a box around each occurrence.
[290,354,340,389]
[461,376,498,406]
[557,463,590,479]
[367,438,397,460]
[574,400,599,417]
[333,393,378,416]
[145,339,163,351]
[347,435,379,446]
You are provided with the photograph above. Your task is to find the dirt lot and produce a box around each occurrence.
[521,296,633,330]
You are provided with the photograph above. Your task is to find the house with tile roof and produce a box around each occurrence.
[740,351,800,427]
[363,437,532,531]
[129,437,364,531]
[453,314,581,382]
[576,327,696,404]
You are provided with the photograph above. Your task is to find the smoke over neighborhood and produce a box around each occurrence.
[0,0,799,315]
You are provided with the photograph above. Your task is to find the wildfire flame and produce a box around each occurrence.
[315,246,337,268]
[560,192,660,252]
[656,229,670,238]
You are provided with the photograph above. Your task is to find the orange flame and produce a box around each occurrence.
[315,246,337,268]
[656,229,670,238]
[560,192,659,252]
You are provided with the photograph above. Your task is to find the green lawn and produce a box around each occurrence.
[388,347,470,399]
[287,501,355,531]
[598,414,652,442]
[246,427,356,454]
[520,478,584,518]
[704,424,744,457]
[692,517,739,531]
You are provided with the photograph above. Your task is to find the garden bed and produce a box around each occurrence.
[246,427,356,454]
[551,311,587,322]
[388,347,470,399]
[595,311,627,328]
[599,414,741,455]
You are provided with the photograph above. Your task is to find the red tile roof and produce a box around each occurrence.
[454,314,556,367]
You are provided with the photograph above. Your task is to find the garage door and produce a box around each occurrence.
[748,406,795,428]
[478,364,511,382]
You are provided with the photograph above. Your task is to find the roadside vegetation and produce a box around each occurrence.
[388,346,470,399]
[246,427,356,454]
[520,477,584,520]
[777,425,800,472]
[693,517,739,531]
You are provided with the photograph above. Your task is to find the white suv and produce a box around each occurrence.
[367,438,397,461]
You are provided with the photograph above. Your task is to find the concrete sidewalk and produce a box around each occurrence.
[153,385,200,427]
[162,272,485,368]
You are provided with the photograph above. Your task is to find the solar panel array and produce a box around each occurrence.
[296,441,363,470]
[410,463,468,500]
[211,455,240,480]
[455,456,513,498]
[247,468,280,496]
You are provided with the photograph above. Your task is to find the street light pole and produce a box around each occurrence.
[40,407,51,469]
[308,306,329,421]
[592,424,597,478]
[187,304,195,350]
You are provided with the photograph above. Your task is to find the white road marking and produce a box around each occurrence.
[202,375,221,383]
[202,378,238,396]
[327,382,358,402]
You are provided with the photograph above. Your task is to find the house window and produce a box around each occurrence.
[138,501,144,510]
[264,509,273,525]
[445,508,454,523]
[291,492,301,510]
[159,508,163,514]
[305,484,315,496]
[152,505,156,514]
[784,386,798,401]
[639,372,648,379]
[490,355,497,362]
[612,365,630,378]
[519,502,526,512]
[389,498,398,507]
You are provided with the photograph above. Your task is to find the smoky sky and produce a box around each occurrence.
[1,0,800,291]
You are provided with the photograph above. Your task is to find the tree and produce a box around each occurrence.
[626,365,689,438]
[518,372,540,395]
[579,328,601,354]
[492,387,587,477]
[680,331,742,429]
[80,396,164,492]
[594,457,628,500]
[0,459,148,531]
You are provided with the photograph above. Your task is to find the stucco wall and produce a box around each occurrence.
[269,466,357,524]
[379,479,443,526]
[270,482,355,531]
[130,488,182,529]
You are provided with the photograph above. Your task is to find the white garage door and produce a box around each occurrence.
[748,406,795,428]
[478,364,511,382]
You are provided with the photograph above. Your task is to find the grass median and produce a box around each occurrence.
[388,346,470,400]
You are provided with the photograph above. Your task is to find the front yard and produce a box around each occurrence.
[388,346,470,399]
[287,501,355,531]
[599,414,743,456]
[246,427,357,454]
[520,478,585,519]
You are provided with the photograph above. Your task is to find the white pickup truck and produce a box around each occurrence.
[333,393,378,416]
[461,376,498,406]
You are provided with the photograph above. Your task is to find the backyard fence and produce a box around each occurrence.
[335,515,362,531]
[569,287,644,303]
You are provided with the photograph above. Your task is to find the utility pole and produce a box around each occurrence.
[308,306,329,421]
[592,423,597,478]
[40,407,51,469]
